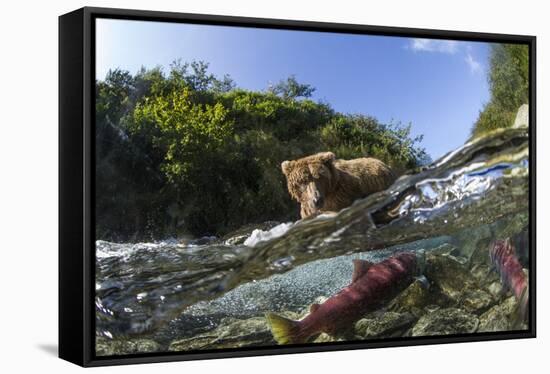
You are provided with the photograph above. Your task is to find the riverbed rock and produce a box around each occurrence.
[452,224,493,260]
[169,317,275,351]
[469,263,499,287]
[313,333,342,343]
[429,243,459,256]
[459,289,495,314]
[388,279,448,316]
[355,311,417,338]
[468,239,492,268]
[478,296,527,332]
[425,254,477,301]
[411,308,479,336]
[96,337,161,356]
[486,281,504,299]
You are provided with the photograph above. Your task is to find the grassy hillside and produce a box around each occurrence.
[471,44,529,137]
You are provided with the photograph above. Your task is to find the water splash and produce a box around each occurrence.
[243,222,294,247]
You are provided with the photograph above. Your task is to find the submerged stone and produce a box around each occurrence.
[452,224,493,260]
[468,239,493,268]
[459,289,495,314]
[411,308,479,336]
[478,296,527,332]
[355,311,417,338]
[169,317,275,351]
[96,337,161,356]
[388,279,443,316]
[486,281,504,299]
[469,263,499,287]
[313,333,342,343]
[425,254,477,301]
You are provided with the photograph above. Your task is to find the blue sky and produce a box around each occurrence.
[96,19,491,160]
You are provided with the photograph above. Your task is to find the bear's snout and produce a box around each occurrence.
[305,182,324,209]
[313,194,324,208]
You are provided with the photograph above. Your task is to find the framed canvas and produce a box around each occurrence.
[59,6,536,367]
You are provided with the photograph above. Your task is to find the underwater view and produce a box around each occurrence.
[94,19,531,356]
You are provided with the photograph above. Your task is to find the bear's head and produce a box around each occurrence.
[281,152,336,218]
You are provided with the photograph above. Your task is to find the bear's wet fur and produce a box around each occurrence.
[281,152,396,219]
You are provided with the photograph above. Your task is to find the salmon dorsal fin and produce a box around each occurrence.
[310,303,321,313]
[352,259,373,283]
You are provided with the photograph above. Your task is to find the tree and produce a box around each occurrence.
[133,87,233,185]
[268,75,315,99]
[169,60,235,93]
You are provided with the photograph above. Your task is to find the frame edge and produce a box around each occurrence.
[60,6,537,367]
[59,7,86,367]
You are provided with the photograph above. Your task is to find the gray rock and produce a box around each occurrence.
[486,281,504,299]
[411,308,479,336]
[425,254,477,301]
[388,279,449,316]
[313,333,343,343]
[512,104,529,128]
[169,317,275,351]
[452,224,493,260]
[96,337,161,356]
[469,263,499,287]
[459,289,495,314]
[429,243,459,256]
[355,312,417,338]
[468,239,493,268]
[478,296,527,332]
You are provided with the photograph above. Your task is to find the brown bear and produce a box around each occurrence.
[281,152,396,219]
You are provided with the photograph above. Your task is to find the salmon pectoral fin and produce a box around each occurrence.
[352,259,373,283]
[265,313,304,345]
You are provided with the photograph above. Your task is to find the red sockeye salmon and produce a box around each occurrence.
[266,252,424,344]
[489,238,529,321]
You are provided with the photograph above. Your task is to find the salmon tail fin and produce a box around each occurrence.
[265,312,303,345]
[519,286,529,323]
[511,286,529,329]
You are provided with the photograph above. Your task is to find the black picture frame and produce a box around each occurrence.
[59,6,537,367]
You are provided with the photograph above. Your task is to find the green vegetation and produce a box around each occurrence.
[96,61,429,240]
[472,44,529,137]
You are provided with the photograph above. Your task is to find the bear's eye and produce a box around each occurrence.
[297,176,310,185]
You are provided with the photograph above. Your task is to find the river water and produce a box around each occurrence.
[95,127,530,353]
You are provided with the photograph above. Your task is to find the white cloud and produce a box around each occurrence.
[409,38,459,54]
[465,52,482,73]
[407,39,484,74]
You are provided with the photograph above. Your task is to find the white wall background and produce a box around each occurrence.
[0,0,546,372]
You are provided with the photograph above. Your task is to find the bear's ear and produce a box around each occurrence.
[281,160,293,175]
[319,152,336,164]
